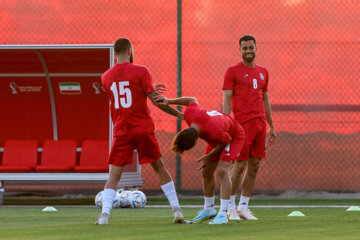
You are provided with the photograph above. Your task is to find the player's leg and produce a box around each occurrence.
[237,118,266,220]
[138,132,183,223]
[229,160,247,208]
[209,160,232,224]
[150,157,184,223]
[96,164,125,224]
[96,136,132,225]
[241,156,261,198]
[236,156,261,220]
[202,158,218,211]
[187,150,219,224]
[229,120,250,214]
[226,130,246,220]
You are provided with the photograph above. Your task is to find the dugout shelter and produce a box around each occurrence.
[0,45,143,205]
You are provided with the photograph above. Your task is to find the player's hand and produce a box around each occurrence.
[178,112,184,120]
[268,127,276,146]
[153,95,168,106]
[154,83,167,94]
[197,155,211,170]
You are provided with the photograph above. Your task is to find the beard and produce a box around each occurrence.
[130,53,134,63]
[242,53,255,63]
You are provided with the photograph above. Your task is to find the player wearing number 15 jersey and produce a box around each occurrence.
[96,38,184,225]
[155,96,245,224]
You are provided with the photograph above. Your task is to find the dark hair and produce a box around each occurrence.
[239,34,256,47]
[114,38,132,54]
[171,128,198,155]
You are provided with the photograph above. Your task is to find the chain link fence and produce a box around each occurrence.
[1,0,359,193]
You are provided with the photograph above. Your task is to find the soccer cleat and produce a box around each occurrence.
[208,213,228,224]
[95,213,110,225]
[173,210,184,224]
[188,209,217,224]
[237,208,258,220]
[227,208,241,221]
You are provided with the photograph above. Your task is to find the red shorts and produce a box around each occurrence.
[238,117,267,161]
[205,125,245,162]
[109,132,161,167]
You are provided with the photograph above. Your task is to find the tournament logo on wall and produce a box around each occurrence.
[59,82,81,94]
[9,82,42,94]
[92,82,106,94]
[9,82,18,94]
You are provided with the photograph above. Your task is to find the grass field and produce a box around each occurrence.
[1,205,359,240]
[3,197,360,206]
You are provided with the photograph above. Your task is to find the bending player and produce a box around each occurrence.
[96,38,184,225]
[155,96,245,224]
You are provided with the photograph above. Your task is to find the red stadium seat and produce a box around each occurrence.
[35,140,76,172]
[0,140,38,172]
[74,140,109,172]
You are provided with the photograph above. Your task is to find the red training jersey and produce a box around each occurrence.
[184,102,241,147]
[223,62,269,124]
[101,62,156,136]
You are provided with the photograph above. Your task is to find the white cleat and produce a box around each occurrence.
[173,210,184,224]
[237,208,258,220]
[95,213,110,225]
[172,207,184,224]
[227,208,241,221]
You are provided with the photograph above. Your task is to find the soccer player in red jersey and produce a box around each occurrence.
[95,38,184,225]
[155,96,245,224]
[223,34,276,220]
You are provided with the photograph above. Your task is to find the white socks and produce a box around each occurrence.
[229,195,236,209]
[102,188,116,214]
[204,196,215,212]
[219,199,229,215]
[238,195,250,210]
[161,181,180,209]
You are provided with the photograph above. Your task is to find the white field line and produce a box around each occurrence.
[147,205,356,208]
[2,205,356,208]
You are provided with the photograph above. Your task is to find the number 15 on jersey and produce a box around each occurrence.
[110,81,132,109]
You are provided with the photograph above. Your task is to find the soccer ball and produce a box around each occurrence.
[95,191,104,208]
[128,190,147,208]
[118,190,132,208]
[95,191,121,208]
[113,192,121,208]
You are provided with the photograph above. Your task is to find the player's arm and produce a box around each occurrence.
[222,90,233,115]
[197,136,232,170]
[154,96,198,106]
[167,97,198,106]
[148,91,183,118]
[205,137,232,158]
[263,92,276,145]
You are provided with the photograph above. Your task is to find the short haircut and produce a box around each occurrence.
[114,38,132,54]
[171,128,198,155]
[239,34,256,46]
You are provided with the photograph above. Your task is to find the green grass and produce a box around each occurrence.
[149,197,360,206]
[4,197,360,206]
[0,207,359,240]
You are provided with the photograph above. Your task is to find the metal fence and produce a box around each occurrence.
[1,0,360,192]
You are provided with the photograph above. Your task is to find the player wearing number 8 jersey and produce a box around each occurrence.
[155,96,245,224]
[96,38,184,225]
[223,34,276,220]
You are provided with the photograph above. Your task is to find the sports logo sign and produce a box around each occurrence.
[9,82,42,94]
[9,82,17,94]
